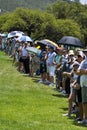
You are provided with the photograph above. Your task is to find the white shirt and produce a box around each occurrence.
[47,52,56,66]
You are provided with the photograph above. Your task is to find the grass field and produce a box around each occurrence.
[0,51,87,130]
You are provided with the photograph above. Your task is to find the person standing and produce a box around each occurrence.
[47,46,56,87]
[21,42,30,74]
[77,49,87,125]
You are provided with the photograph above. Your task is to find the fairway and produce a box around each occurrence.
[0,51,86,130]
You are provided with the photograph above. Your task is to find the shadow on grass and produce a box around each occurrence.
[52,93,68,98]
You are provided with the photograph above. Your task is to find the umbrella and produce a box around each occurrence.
[37,39,58,48]
[19,35,33,42]
[26,47,41,55]
[8,31,25,38]
[0,33,7,37]
[58,36,83,48]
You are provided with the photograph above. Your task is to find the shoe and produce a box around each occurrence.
[62,113,71,117]
[71,109,79,114]
[39,79,43,83]
[78,119,87,125]
[45,80,50,85]
[49,83,54,87]
[61,90,66,94]
[75,118,82,121]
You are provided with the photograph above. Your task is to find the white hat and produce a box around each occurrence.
[73,61,79,67]
[69,50,74,55]
[78,51,84,58]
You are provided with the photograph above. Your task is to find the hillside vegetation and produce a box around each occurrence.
[0,0,57,12]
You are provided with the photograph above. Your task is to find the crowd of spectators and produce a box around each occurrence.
[0,34,87,126]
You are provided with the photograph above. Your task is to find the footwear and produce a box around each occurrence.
[61,90,66,94]
[75,118,82,121]
[62,113,71,117]
[45,80,50,85]
[39,79,43,83]
[49,83,54,87]
[78,119,87,125]
[71,109,79,114]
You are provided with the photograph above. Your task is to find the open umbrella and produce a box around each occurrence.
[8,31,25,38]
[37,39,58,48]
[26,47,41,55]
[19,35,33,42]
[58,36,83,48]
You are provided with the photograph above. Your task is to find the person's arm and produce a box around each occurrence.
[79,69,87,75]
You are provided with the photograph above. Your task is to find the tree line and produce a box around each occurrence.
[0,1,87,46]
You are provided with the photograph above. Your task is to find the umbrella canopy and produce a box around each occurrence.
[26,47,41,55]
[19,35,33,42]
[58,36,83,48]
[8,31,25,38]
[37,39,58,48]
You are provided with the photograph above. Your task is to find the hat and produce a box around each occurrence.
[78,51,84,58]
[73,61,79,67]
[49,46,54,50]
[68,57,76,63]
[69,50,74,55]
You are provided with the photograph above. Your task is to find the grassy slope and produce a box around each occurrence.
[0,51,86,130]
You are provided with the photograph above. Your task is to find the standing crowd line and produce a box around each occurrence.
[0,34,87,126]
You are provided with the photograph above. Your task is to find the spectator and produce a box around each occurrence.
[77,49,87,125]
[75,51,84,121]
[63,61,79,117]
[19,42,30,74]
[39,49,47,83]
[47,46,56,87]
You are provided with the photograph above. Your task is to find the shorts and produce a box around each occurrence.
[70,87,75,94]
[55,69,62,81]
[40,63,47,74]
[48,66,56,76]
[81,87,87,103]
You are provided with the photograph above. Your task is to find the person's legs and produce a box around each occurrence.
[78,87,87,124]
[76,88,83,120]
[49,66,55,86]
[78,103,83,120]
[68,93,75,115]
[24,58,30,74]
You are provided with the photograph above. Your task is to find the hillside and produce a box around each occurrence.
[0,0,57,12]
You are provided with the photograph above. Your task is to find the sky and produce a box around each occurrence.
[80,0,87,4]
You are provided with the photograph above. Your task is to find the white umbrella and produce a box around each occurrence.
[19,35,33,42]
[8,31,25,38]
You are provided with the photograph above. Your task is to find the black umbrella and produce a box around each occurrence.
[58,36,83,48]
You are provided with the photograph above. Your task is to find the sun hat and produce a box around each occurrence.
[69,50,74,55]
[73,61,79,67]
[78,51,84,58]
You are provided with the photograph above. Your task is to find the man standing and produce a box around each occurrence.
[47,46,56,86]
[77,49,87,125]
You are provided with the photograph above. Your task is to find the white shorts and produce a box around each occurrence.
[48,66,56,76]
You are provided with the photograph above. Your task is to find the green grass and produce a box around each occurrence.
[0,51,86,130]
